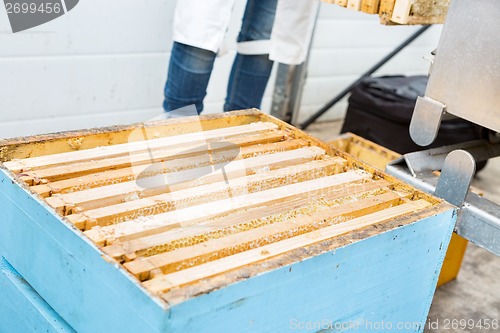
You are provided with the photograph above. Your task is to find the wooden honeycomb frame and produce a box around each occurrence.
[322,0,450,25]
[0,109,450,304]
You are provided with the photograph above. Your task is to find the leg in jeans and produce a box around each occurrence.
[224,0,278,112]
[163,42,216,114]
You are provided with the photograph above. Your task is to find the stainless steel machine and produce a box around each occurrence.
[387,0,500,255]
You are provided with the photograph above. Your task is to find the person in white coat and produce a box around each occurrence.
[163,0,318,115]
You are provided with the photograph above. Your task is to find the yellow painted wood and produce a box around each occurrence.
[437,233,469,286]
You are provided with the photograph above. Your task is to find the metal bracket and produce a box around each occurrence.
[434,150,475,207]
[409,96,446,147]
[400,140,500,177]
[386,141,500,256]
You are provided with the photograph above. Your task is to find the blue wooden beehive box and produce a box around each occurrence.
[0,110,456,332]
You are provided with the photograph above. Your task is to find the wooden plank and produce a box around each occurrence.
[378,0,396,24]
[405,14,448,25]
[349,136,400,160]
[49,146,321,220]
[103,179,393,262]
[329,133,401,170]
[404,0,450,25]
[20,130,289,183]
[391,0,412,23]
[361,0,380,14]
[83,170,373,245]
[29,138,307,196]
[54,146,327,220]
[3,122,278,173]
[346,141,396,170]
[0,110,263,163]
[142,200,432,294]
[125,191,409,281]
[334,0,348,7]
[57,144,326,210]
[347,0,362,11]
[73,153,340,231]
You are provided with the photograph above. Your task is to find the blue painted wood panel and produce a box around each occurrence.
[0,168,456,332]
[0,169,168,333]
[0,257,75,333]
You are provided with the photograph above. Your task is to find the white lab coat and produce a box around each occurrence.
[172,0,319,65]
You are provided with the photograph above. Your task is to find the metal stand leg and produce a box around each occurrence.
[271,63,308,124]
[270,5,319,125]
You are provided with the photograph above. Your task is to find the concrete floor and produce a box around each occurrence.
[306,121,500,333]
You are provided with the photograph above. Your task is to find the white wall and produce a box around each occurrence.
[0,1,442,139]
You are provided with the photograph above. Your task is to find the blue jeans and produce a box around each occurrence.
[163,0,278,114]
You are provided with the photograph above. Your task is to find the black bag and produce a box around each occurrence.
[341,75,485,155]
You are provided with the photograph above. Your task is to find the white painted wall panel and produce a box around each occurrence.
[0,1,442,139]
[307,46,435,78]
[313,19,442,50]
[0,54,167,122]
[0,0,176,56]
[0,108,163,139]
